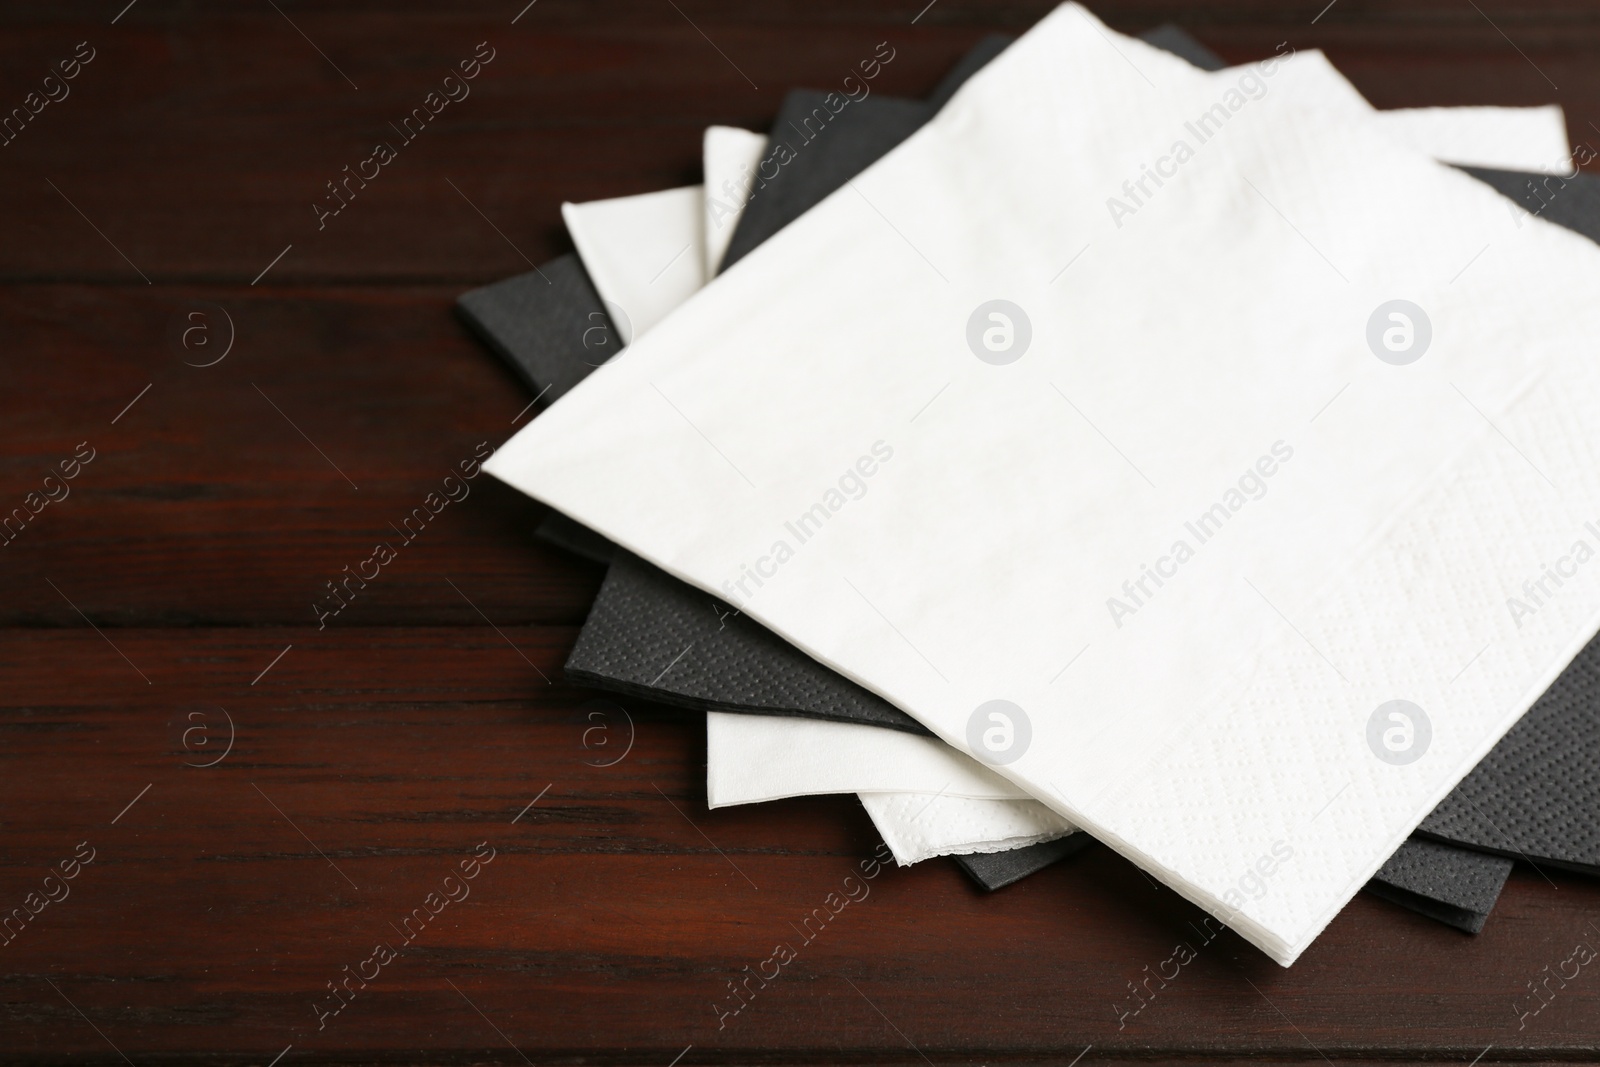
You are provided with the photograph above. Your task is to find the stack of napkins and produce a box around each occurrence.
[461,7,1600,965]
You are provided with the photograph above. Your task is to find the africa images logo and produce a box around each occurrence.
[966,300,1032,365]
[1366,700,1431,765]
[966,700,1031,765]
[1366,299,1431,365]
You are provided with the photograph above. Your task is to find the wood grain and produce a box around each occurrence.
[4,2,1600,1062]
[0,4,1595,283]
[0,285,602,627]
[4,628,1600,1062]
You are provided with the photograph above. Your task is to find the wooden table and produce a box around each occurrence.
[3,2,1600,1062]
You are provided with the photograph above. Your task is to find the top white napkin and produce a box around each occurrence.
[491,4,1600,963]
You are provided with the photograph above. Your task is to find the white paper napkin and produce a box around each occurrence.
[690,89,1574,863]
[495,7,1600,964]
[706,711,1031,805]
[861,792,1073,865]
[686,90,1574,819]
[703,126,767,276]
[562,185,706,345]
[1372,105,1570,173]
[705,95,1576,866]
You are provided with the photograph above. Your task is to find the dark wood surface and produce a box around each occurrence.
[4,2,1600,1062]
